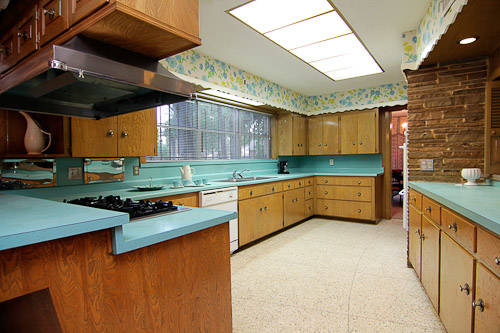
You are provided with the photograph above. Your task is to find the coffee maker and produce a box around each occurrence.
[278,161,289,174]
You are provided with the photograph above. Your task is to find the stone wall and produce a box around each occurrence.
[406,58,487,182]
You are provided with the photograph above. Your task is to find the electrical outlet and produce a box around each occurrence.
[133,165,140,176]
[329,159,334,166]
[420,159,434,171]
[68,167,82,181]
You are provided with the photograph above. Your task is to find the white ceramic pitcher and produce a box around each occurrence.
[19,111,52,154]
[179,165,193,181]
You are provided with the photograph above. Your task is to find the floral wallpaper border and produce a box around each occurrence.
[161,50,407,115]
[402,0,468,71]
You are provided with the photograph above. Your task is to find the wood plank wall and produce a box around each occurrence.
[406,58,488,182]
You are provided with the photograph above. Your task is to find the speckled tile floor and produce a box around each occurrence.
[230,218,446,333]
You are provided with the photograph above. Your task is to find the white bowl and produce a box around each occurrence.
[461,168,482,185]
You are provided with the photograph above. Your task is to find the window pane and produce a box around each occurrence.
[150,100,271,161]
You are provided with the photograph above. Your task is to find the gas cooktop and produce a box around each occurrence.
[64,195,190,220]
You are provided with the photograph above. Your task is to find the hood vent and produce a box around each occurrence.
[0,36,195,119]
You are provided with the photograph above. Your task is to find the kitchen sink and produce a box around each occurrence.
[216,176,277,183]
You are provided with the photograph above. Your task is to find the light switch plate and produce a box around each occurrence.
[329,159,334,166]
[133,165,140,176]
[420,159,434,171]
[68,167,82,181]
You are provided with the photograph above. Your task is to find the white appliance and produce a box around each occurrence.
[199,187,238,253]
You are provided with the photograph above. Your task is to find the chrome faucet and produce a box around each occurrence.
[233,169,250,179]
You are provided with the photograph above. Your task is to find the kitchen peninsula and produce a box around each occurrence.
[0,193,236,332]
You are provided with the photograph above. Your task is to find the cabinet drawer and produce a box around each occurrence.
[17,5,38,61]
[422,196,441,225]
[305,199,314,217]
[304,177,314,187]
[316,185,371,202]
[476,227,500,275]
[442,208,476,253]
[282,179,300,191]
[239,182,282,200]
[315,176,373,187]
[0,28,18,73]
[305,186,314,200]
[39,0,69,46]
[147,192,199,207]
[409,188,422,211]
[315,199,373,220]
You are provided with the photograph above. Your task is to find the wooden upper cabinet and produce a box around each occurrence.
[39,0,69,45]
[72,116,118,157]
[69,0,109,26]
[485,81,500,175]
[308,114,339,155]
[307,116,323,155]
[278,113,307,156]
[440,233,474,333]
[71,108,156,157]
[16,4,39,61]
[117,108,157,157]
[340,109,379,154]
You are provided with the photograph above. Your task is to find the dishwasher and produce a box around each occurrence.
[199,187,238,253]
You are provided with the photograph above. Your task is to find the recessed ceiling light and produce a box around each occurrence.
[228,0,383,81]
[458,37,477,45]
[199,89,264,106]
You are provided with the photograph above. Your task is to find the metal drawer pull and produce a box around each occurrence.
[358,180,361,185]
[324,143,327,146]
[324,206,328,210]
[44,8,56,19]
[318,144,322,147]
[264,206,268,210]
[324,191,328,195]
[425,207,431,212]
[360,141,363,145]
[357,209,361,213]
[412,197,417,202]
[324,180,328,183]
[473,299,485,312]
[352,142,356,145]
[448,223,457,233]
[17,31,29,41]
[421,234,425,241]
[415,229,420,235]
[250,191,253,195]
[259,207,263,212]
[107,129,114,137]
[272,187,275,191]
[357,192,361,196]
[459,283,470,295]
[495,257,500,265]
[121,131,128,137]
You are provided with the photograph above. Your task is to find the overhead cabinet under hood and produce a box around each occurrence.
[0,37,195,119]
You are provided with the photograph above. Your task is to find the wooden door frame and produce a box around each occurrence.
[379,104,407,220]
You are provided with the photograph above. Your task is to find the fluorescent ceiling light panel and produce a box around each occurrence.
[229,0,332,34]
[228,0,383,81]
[201,89,264,106]
[264,11,351,50]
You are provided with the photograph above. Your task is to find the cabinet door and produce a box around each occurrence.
[323,114,340,154]
[292,115,307,155]
[69,0,108,25]
[265,192,284,234]
[357,110,378,154]
[474,263,500,333]
[148,193,199,207]
[421,216,440,311]
[16,5,38,61]
[408,205,422,277]
[71,117,118,157]
[440,233,474,333]
[307,116,323,155]
[0,28,18,73]
[39,0,69,46]
[278,114,292,156]
[340,112,357,154]
[284,188,304,226]
[117,108,157,156]
[238,198,259,246]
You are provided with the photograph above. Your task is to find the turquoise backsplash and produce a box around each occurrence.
[279,154,383,173]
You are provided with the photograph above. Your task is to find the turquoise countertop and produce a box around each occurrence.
[112,207,238,254]
[409,182,500,236]
[7,170,383,202]
[0,193,129,251]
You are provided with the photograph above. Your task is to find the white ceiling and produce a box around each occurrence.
[196,0,429,96]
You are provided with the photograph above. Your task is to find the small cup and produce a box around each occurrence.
[194,179,202,186]
[172,180,181,188]
[182,179,191,186]
[202,177,208,184]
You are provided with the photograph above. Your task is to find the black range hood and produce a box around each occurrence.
[0,36,195,119]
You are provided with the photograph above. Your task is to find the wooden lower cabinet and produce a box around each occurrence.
[147,192,199,207]
[315,199,372,220]
[474,263,500,333]
[420,216,440,311]
[305,199,314,218]
[440,233,474,333]
[408,205,422,278]
[284,188,305,227]
[238,192,283,246]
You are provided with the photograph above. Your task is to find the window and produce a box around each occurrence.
[149,99,271,161]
